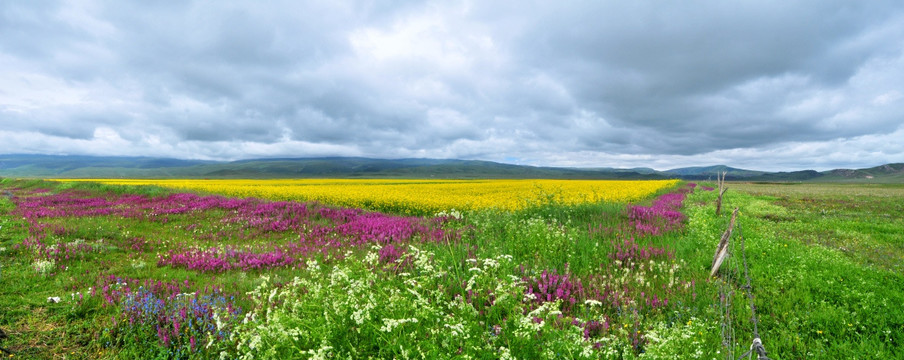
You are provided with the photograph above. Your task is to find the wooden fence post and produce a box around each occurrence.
[711,207,738,277]
[716,171,728,216]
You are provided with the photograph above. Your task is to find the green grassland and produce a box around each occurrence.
[0,179,901,359]
[693,183,904,358]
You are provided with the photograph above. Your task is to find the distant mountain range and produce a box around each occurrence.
[0,154,902,183]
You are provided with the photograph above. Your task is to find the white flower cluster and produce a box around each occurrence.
[302,339,333,360]
[408,245,436,275]
[379,317,419,332]
[515,300,561,338]
[641,316,713,359]
[305,259,321,272]
[498,346,515,360]
[435,209,463,220]
[33,259,55,274]
[443,321,468,338]
[364,248,379,266]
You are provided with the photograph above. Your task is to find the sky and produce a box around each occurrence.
[2,1,903,171]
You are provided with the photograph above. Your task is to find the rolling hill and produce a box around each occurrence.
[0,154,901,182]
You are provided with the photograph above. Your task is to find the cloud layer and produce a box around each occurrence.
[2,1,903,171]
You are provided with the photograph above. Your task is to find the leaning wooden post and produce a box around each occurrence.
[710,207,738,277]
[716,171,728,216]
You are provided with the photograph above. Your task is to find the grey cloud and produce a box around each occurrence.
[1,0,903,170]
[493,1,904,153]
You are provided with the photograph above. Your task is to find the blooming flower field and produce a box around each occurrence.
[1,178,901,359]
[52,179,679,214]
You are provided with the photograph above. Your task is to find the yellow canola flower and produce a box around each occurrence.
[51,178,679,214]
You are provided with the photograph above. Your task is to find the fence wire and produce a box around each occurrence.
[717,208,771,360]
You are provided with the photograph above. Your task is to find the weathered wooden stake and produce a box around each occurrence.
[716,171,728,216]
[710,207,739,277]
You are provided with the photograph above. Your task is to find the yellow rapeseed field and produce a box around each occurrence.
[54,179,679,214]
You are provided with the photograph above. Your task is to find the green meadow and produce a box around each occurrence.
[0,178,901,359]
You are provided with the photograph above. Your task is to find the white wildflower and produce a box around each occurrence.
[499,346,516,360]
[364,251,379,265]
[465,274,479,292]
[351,306,372,325]
[329,267,349,287]
[305,259,320,272]
[34,259,55,274]
[214,310,226,332]
[444,322,467,338]
[580,345,595,358]
[267,288,278,303]
[380,317,419,332]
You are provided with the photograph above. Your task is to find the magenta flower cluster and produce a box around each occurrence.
[162,210,453,273]
[377,244,411,273]
[161,201,455,272]
[93,275,194,306]
[587,184,693,239]
[608,236,673,266]
[574,318,611,340]
[524,269,586,314]
[12,188,459,273]
[18,235,98,264]
[157,248,295,272]
[626,191,687,236]
[519,268,624,344]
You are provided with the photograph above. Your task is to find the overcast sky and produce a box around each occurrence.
[2,1,903,171]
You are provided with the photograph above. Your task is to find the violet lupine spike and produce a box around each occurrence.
[116,287,242,352]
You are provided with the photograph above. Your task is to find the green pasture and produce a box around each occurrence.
[0,178,901,359]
